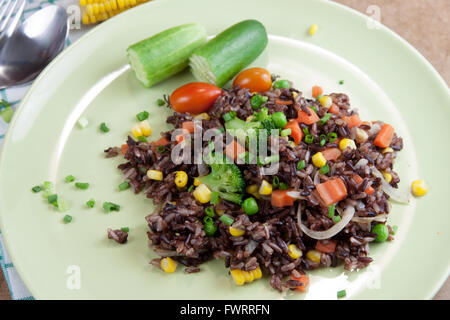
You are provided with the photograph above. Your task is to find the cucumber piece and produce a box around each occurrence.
[127,23,207,87]
[189,20,268,87]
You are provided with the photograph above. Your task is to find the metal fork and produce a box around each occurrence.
[0,0,26,39]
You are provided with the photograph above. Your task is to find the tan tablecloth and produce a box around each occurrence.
[0,0,448,300]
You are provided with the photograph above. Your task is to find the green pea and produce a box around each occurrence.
[242,197,259,215]
[251,94,268,110]
[273,80,290,89]
[371,224,389,242]
[271,112,287,128]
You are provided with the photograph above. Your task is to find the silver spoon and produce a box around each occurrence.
[0,5,69,89]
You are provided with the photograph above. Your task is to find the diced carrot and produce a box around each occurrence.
[312,85,323,98]
[275,99,293,105]
[271,190,295,207]
[343,114,362,128]
[316,178,348,206]
[283,120,303,144]
[352,174,375,195]
[181,121,195,133]
[291,274,309,292]
[321,148,341,162]
[374,124,394,148]
[153,137,169,146]
[120,144,128,155]
[315,240,337,253]
[297,109,320,125]
[329,103,340,114]
[225,140,245,160]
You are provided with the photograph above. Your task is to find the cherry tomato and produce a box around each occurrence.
[170,82,222,114]
[233,67,272,92]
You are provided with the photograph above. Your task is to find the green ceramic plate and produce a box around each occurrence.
[0,0,449,299]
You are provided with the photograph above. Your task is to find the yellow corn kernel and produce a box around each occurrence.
[86,4,94,15]
[309,24,319,36]
[117,0,125,9]
[93,3,100,14]
[80,0,87,6]
[411,179,428,197]
[89,15,97,23]
[193,112,210,120]
[382,147,393,154]
[382,171,392,183]
[242,270,254,283]
[147,170,163,181]
[124,0,130,7]
[131,120,152,138]
[175,171,188,188]
[104,1,112,11]
[312,152,327,168]
[306,250,321,263]
[318,95,332,109]
[215,209,225,216]
[98,3,105,13]
[160,257,177,273]
[130,0,137,5]
[246,184,260,199]
[288,244,303,259]
[259,180,272,195]
[193,184,211,203]
[339,138,357,151]
[230,269,245,286]
[229,226,245,237]
[110,0,118,10]
[82,13,90,24]
[292,92,299,99]
[193,177,201,187]
[355,128,368,143]
[250,266,262,279]
[246,115,255,122]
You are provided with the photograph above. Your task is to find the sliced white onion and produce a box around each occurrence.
[351,213,388,224]
[297,205,355,240]
[354,159,369,170]
[372,167,409,204]
[313,171,320,185]
[286,191,306,200]
[356,200,366,210]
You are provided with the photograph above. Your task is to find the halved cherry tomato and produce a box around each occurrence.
[170,82,222,114]
[233,67,272,92]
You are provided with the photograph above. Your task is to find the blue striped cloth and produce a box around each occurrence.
[0,0,92,299]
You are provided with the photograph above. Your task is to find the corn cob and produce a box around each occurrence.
[80,0,152,25]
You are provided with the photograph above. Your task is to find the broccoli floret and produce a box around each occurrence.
[199,160,245,205]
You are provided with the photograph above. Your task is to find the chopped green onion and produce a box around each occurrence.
[318,113,331,126]
[43,181,52,191]
[337,289,346,299]
[273,79,290,89]
[103,202,120,213]
[333,216,342,223]
[339,80,344,85]
[0,106,14,123]
[75,182,89,190]
[264,154,280,164]
[47,194,58,205]
[272,176,280,189]
[203,216,213,224]
[250,94,268,110]
[157,98,165,106]
[204,222,217,237]
[63,215,72,224]
[120,227,130,233]
[328,204,335,218]
[65,175,76,183]
[137,136,148,142]
[187,185,194,192]
[77,117,89,129]
[320,164,330,175]
[392,225,398,235]
[32,186,41,193]
[136,111,149,121]
[319,134,327,146]
[210,191,219,205]
[222,111,236,122]
[309,106,317,113]
[57,199,68,212]
[205,207,215,217]
[280,128,291,137]
[99,122,110,133]
[219,214,234,226]
[156,145,165,153]
[119,181,130,191]
[297,160,306,170]
[86,199,96,208]
[305,134,314,144]
[327,132,338,143]
[302,127,309,135]
[278,182,288,190]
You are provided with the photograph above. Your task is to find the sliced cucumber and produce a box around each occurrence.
[189,20,268,87]
[127,23,207,87]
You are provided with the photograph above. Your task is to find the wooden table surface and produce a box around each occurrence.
[0,0,448,300]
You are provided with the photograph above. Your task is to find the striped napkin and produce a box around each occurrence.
[0,0,92,299]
